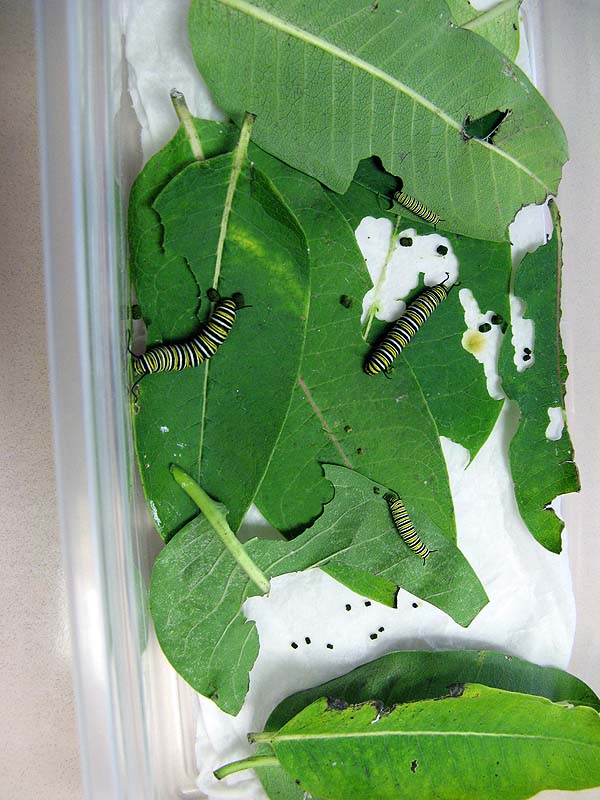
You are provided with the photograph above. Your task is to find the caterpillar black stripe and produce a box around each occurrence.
[133,293,243,379]
[364,276,452,376]
[394,190,441,226]
[385,492,432,562]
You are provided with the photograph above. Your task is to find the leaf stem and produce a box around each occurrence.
[463,0,519,32]
[249,731,275,744]
[170,89,204,161]
[214,754,280,780]
[170,465,271,595]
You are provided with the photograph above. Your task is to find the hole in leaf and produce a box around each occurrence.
[463,109,512,144]
[327,698,349,711]
[411,760,418,773]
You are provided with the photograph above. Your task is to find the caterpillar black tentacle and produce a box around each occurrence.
[385,492,433,562]
[364,278,453,376]
[132,294,242,381]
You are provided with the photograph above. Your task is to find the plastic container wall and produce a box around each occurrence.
[36,0,200,797]
[36,1,600,799]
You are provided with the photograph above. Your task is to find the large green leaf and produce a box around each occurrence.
[189,0,567,242]
[150,466,487,715]
[446,0,522,61]
[251,154,466,542]
[253,686,600,800]
[255,649,600,800]
[130,131,309,539]
[498,202,579,552]
[255,156,511,536]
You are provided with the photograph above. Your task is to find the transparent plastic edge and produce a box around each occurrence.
[35,1,152,797]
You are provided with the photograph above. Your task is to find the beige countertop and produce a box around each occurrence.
[0,2,82,797]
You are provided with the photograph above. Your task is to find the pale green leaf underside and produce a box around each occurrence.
[189,0,567,241]
[446,0,522,61]
[498,202,579,552]
[150,466,487,714]
[267,686,600,800]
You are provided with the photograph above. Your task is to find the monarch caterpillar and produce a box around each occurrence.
[385,492,432,562]
[132,291,244,381]
[364,275,453,376]
[393,190,441,226]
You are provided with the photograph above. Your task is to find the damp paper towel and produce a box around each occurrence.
[123,2,575,798]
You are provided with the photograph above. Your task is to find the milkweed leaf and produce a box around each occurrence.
[498,202,579,552]
[248,686,600,800]
[189,0,566,242]
[150,466,487,715]
[255,648,600,799]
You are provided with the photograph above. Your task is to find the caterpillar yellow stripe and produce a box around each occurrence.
[133,294,241,378]
[385,493,432,562]
[394,190,441,226]
[364,277,452,376]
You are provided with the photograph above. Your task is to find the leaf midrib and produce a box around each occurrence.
[210,0,547,190]
[272,729,600,747]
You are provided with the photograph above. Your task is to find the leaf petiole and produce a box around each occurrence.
[214,754,280,780]
[169,89,204,161]
[170,464,271,594]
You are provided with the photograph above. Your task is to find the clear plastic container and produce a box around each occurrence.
[35,1,600,798]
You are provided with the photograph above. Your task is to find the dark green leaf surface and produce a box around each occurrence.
[256,649,600,799]
[189,0,567,241]
[266,649,600,730]
[128,119,237,344]
[250,154,468,545]
[445,0,522,61]
[263,686,600,800]
[131,148,309,539]
[150,466,487,714]
[498,202,579,552]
